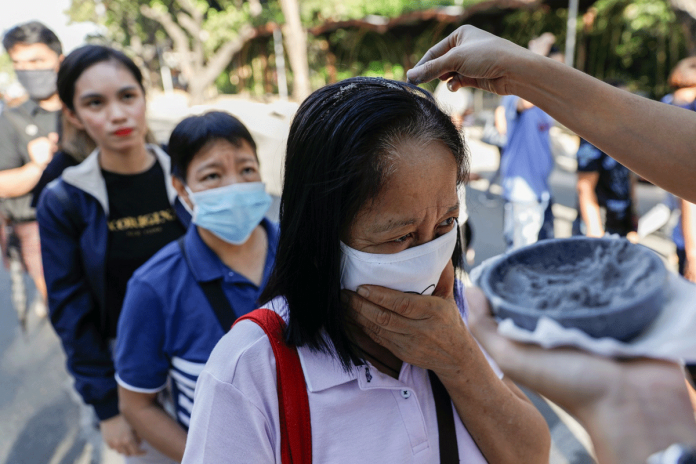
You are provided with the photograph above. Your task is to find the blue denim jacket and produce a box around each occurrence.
[36,144,191,420]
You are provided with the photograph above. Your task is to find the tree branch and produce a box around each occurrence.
[279,0,311,100]
[175,1,205,71]
[672,0,696,20]
[140,4,193,78]
[176,12,201,39]
[176,0,204,23]
[249,0,262,17]
[198,25,256,86]
[140,5,188,51]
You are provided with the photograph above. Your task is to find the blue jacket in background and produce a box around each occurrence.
[500,95,554,203]
[36,144,191,421]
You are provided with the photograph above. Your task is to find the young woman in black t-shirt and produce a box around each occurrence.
[37,46,188,462]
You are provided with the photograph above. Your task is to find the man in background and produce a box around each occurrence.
[0,21,62,322]
[574,80,638,243]
[499,34,561,251]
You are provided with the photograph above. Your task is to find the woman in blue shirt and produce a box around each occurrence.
[115,111,278,462]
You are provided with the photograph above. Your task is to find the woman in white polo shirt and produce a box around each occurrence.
[182,78,550,463]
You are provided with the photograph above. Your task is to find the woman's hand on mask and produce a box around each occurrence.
[406,25,535,95]
[344,262,474,382]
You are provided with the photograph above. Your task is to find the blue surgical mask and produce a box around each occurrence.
[186,181,272,245]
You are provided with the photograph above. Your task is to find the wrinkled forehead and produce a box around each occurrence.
[354,139,459,226]
[192,138,258,166]
[185,138,259,180]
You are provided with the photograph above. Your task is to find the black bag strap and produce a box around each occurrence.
[428,370,460,464]
[177,236,237,332]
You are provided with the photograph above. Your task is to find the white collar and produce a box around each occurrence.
[61,143,177,215]
[263,297,359,392]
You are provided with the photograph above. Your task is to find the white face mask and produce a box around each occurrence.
[340,225,458,295]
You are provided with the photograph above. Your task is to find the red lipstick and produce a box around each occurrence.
[114,128,133,137]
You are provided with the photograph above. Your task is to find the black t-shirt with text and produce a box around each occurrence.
[103,160,185,337]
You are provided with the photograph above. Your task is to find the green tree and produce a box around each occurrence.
[299,0,475,26]
[670,0,696,55]
[68,0,474,102]
[68,0,282,103]
[578,0,686,97]
[487,0,686,96]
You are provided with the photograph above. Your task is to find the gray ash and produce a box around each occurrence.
[493,241,656,312]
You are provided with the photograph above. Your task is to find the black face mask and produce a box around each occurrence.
[15,68,57,101]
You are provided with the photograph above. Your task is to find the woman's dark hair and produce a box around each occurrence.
[260,77,469,369]
[3,21,62,56]
[167,111,258,181]
[57,45,144,111]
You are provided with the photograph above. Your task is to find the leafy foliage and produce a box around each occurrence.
[581,0,686,97]
[476,0,686,97]
[66,0,689,100]
[68,0,281,51]
[67,0,287,102]
[299,0,481,25]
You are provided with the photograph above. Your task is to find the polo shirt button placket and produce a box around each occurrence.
[391,387,429,456]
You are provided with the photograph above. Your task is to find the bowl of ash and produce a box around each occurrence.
[479,237,668,341]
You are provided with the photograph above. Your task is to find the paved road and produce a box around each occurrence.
[0,273,100,464]
[0,127,671,464]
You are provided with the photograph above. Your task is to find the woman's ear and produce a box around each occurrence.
[55,54,64,72]
[172,175,194,211]
[63,105,85,131]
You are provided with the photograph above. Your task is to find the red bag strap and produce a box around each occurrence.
[234,309,312,464]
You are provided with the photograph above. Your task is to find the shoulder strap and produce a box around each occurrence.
[234,308,312,464]
[177,236,236,331]
[428,370,460,463]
